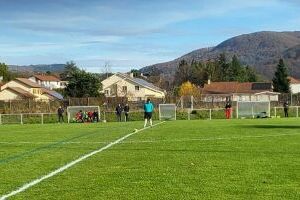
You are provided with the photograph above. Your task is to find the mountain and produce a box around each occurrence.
[8,64,65,74]
[140,31,300,79]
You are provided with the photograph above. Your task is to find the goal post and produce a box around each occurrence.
[159,104,176,120]
[237,101,270,119]
[67,106,100,123]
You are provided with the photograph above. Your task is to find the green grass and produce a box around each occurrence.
[0,119,300,199]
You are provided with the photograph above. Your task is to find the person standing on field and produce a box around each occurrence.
[283,101,289,117]
[225,102,232,119]
[115,104,123,122]
[124,104,130,122]
[144,98,154,128]
[57,106,64,123]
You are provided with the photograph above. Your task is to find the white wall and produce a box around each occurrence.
[290,84,300,94]
[0,89,20,101]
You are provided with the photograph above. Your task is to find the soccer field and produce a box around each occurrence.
[0,119,300,199]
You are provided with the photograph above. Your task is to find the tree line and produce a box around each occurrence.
[174,53,258,87]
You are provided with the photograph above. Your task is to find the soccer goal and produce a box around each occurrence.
[67,106,100,123]
[237,101,270,119]
[159,104,176,120]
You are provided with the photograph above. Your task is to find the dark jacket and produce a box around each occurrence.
[116,106,123,115]
[124,105,129,113]
[58,108,64,115]
[225,103,232,109]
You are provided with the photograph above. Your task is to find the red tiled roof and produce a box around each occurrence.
[6,87,36,98]
[34,75,61,82]
[15,78,41,88]
[288,76,300,84]
[202,82,272,94]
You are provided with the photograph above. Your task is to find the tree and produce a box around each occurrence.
[272,59,290,93]
[178,81,200,97]
[130,69,140,77]
[229,55,243,81]
[65,69,102,97]
[174,60,191,86]
[60,61,80,80]
[0,62,12,82]
[218,53,230,81]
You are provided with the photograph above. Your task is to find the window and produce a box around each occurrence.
[135,86,140,91]
[105,90,109,95]
[122,86,127,93]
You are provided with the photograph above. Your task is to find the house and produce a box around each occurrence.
[101,73,165,101]
[0,78,63,101]
[28,75,67,89]
[288,76,300,94]
[201,81,279,102]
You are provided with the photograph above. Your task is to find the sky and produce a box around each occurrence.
[0,0,300,72]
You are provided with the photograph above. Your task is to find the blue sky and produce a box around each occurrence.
[0,0,300,72]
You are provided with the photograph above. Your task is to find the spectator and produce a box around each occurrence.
[283,101,289,117]
[225,102,232,119]
[57,106,64,123]
[116,104,123,122]
[93,110,99,122]
[124,104,130,122]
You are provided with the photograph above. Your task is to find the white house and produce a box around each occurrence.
[0,78,63,101]
[201,82,279,102]
[101,73,165,101]
[288,77,300,94]
[28,75,67,89]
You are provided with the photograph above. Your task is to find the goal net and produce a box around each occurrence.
[67,106,100,123]
[159,104,176,120]
[237,101,270,119]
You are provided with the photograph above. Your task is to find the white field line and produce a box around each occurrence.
[1,132,300,145]
[0,122,165,200]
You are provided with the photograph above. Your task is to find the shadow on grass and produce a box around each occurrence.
[241,125,300,129]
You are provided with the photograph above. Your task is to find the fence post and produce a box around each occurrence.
[209,109,212,120]
[297,107,299,118]
[103,111,106,122]
[188,109,190,120]
[274,107,277,117]
[20,114,23,125]
[236,101,239,119]
[41,113,44,124]
[0,114,1,125]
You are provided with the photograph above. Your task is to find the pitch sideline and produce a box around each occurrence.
[0,121,166,200]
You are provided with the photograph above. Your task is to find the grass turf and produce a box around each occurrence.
[0,119,300,199]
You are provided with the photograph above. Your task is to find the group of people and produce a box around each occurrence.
[115,99,154,127]
[75,110,99,123]
[115,103,130,122]
[57,106,99,123]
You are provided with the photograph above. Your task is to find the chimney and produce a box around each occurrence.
[208,79,211,85]
[130,73,134,78]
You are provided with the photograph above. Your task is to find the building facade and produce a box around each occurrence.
[101,73,165,101]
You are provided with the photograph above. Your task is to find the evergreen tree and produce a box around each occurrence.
[0,62,12,82]
[60,61,80,80]
[229,55,242,81]
[272,59,290,93]
[217,53,231,81]
[65,69,102,97]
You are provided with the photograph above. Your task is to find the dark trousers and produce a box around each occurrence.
[284,108,288,117]
[94,116,99,122]
[58,115,64,123]
[125,113,129,122]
